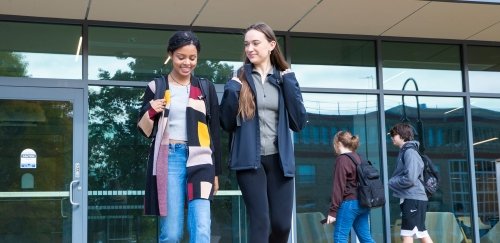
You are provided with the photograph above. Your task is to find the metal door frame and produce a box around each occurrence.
[0,77,88,243]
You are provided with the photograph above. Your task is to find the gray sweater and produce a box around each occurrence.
[389,141,428,201]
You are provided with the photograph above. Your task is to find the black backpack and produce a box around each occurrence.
[402,147,439,197]
[344,153,386,208]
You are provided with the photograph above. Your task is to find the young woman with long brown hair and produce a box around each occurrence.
[220,22,307,243]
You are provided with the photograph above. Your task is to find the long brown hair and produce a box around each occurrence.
[238,22,289,120]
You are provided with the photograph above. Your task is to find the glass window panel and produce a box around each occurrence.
[218,122,241,191]
[470,98,500,241]
[0,21,82,79]
[192,32,251,84]
[88,27,173,81]
[468,46,500,93]
[199,34,284,84]
[88,85,244,241]
[88,28,245,84]
[384,95,471,242]
[212,196,248,242]
[382,42,462,92]
[290,37,376,89]
[296,93,383,242]
[0,99,74,242]
[88,85,151,241]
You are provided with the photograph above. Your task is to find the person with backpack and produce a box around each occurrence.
[325,131,375,243]
[389,123,434,243]
[137,30,221,243]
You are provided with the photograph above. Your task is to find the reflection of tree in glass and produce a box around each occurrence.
[89,58,236,191]
[97,56,235,84]
[89,59,238,240]
[88,85,148,191]
[195,60,234,84]
[0,52,28,77]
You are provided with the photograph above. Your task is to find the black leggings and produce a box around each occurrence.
[236,153,294,243]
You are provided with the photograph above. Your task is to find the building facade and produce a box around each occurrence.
[1,2,500,243]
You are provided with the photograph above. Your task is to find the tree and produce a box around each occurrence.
[88,85,147,190]
[88,56,238,241]
[88,58,235,191]
[0,52,28,77]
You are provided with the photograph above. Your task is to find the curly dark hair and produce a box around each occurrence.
[167,31,201,54]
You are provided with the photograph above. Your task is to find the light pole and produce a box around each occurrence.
[401,77,426,154]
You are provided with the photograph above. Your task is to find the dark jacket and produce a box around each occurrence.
[138,75,221,216]
[219,64,307,177]
[329,152,360,218]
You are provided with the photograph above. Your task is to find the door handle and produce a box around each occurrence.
[69,180,80,206]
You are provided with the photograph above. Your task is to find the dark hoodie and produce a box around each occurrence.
[388,141,428,201]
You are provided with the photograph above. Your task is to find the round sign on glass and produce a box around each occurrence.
[20,148,37,169]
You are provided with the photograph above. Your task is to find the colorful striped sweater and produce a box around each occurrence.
[138,75,221,216]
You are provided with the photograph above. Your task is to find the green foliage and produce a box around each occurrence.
[88,86,148,190]
[195,60,234,84]
[89,58,235,191]
[0,52,28,77]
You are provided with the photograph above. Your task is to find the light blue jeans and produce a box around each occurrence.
[159,144,211,243]
[333,200,375,243]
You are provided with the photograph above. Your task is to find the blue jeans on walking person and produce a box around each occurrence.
[333,199,375,243]
[159,144,211,243]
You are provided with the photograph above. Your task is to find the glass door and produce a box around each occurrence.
[0,85,86,243]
